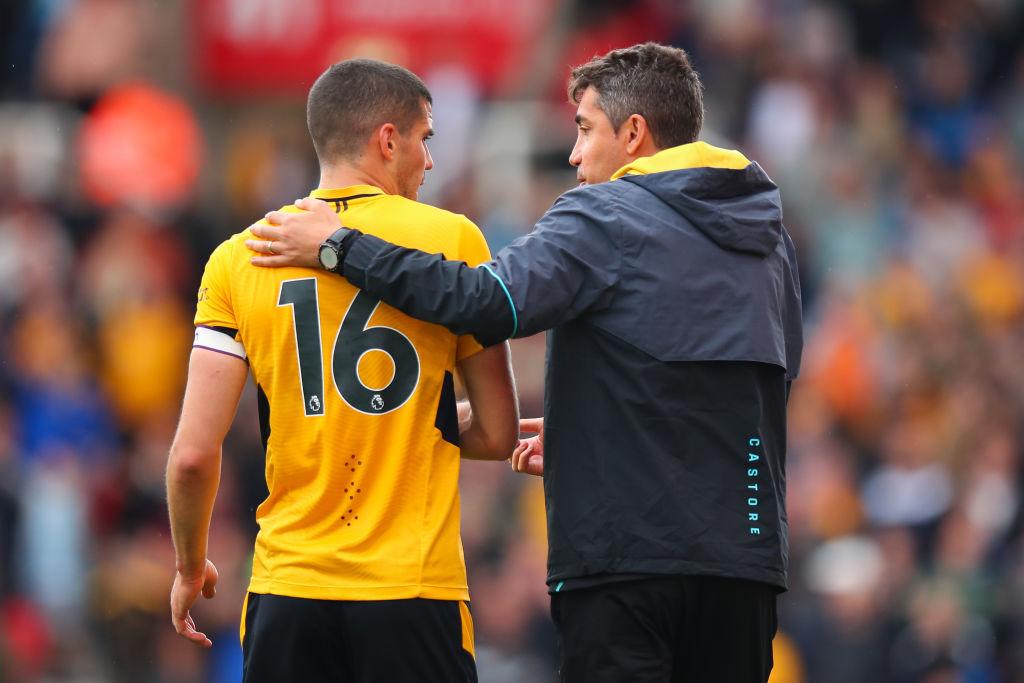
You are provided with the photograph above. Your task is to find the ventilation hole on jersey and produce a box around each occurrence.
[348,509,353,513]
[351,468,356,472]
[354,516,358,520]
[356,489,361,493]
[357,461,362,465]
[344,489,349,493]
[350,496,354,500]
[347,523,351,526]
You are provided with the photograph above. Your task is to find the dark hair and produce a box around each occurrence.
[307,59,432,164]
[567,42,704,148]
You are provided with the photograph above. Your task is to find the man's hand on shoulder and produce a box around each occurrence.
[247,197,339,268]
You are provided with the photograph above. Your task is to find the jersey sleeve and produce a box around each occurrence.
[454,217,493,362]
[194,240,246,360]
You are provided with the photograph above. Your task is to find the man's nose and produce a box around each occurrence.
[568,144,582,168]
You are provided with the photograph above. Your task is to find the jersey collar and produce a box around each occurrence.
[311,186,384,212]
[311,185,385,201]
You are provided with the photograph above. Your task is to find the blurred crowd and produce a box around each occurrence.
[1,0,1024,681]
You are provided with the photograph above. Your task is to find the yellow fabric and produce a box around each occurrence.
[459,601,475,658]
[238,592,250,646]
[611,141,751,180]
[768,631,806,683]
[196,185,492,602]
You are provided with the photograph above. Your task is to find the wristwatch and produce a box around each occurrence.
[318,227,362,273]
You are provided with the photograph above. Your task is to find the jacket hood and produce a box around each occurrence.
[613,142,783,257]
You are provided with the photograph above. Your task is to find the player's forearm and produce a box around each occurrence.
[166,445,222,577]
[456,400,517,460]
[342,234,516,346]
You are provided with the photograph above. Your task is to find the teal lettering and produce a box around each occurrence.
[747,483,759,491]
[750,527,761,535]
[749,438,761,446]
[747,468,759,477]
[748,498,758,506]
[748,512,759,521]
[748,453,760,462]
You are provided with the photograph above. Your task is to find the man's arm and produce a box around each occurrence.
[455,342,519,460]
[166,347,248,648]
[248,193,621,345]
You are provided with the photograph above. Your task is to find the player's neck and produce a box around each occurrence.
[318,165,395,195]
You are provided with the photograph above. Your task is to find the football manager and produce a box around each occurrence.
[248,42,803,683]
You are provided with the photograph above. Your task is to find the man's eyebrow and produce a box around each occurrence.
[425,128,435,138]
[575,114,587,126]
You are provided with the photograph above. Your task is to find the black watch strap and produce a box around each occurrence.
[337,228,363,263]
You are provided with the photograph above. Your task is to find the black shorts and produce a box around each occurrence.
[241,593,477,683]
[550,575,777,683]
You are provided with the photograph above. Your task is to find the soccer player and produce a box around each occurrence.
[166,60,518,683]
[246,43,803,682]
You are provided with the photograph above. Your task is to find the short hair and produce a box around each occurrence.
[567,42,704,148]
[307,59,432,164]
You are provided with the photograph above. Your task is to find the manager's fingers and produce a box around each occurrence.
[260,213,292,230]
[294,196,333,214]
[250,255,294,268]
[511,441,533,472]
[251,223,283,240]
[519,417,543,434]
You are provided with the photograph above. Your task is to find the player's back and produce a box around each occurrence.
[194,186,490,602]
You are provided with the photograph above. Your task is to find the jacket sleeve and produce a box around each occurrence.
[341,189,622,346]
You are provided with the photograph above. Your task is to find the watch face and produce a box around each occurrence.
[319,244,339,271]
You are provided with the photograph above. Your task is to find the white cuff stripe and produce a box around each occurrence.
[194,327,246,359]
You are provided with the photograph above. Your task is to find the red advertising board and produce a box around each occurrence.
[192,0,556,96]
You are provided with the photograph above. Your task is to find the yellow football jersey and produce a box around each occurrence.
[194,185,491,602]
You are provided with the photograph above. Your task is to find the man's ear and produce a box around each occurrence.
[376,123,398,161]
[623,114,650,155]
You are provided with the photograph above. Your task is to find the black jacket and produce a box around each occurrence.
[340,143,803,590]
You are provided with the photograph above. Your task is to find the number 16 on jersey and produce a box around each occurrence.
[278,278,421,417]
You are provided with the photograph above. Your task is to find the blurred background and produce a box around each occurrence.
[1,0,1024,681]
